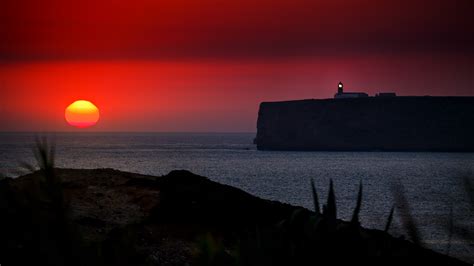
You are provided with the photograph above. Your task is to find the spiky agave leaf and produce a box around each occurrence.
[351,181,363,225]
[444,175,474,250]
[391,181,421,245]
[384,206,395,232]
[17,136,56,176]
[34,136,55,172]
[324,179,337,219]
[31,136,66,210]
[310,178,321,215]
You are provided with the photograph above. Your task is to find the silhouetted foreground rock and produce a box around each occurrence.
[0,169,468,265]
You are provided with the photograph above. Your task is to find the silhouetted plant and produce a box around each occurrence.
[310,178,320,215]
[34,136,55,172]
[20,136,66,210]
[351,181,363,225]
[215,179,423,265]
[443,174,473,257]
[1,137,88,266]
[323,179,336,220]
[391,180,421,245]
[19,137,54,172]
[384,206,395,232]
[388,173,473,260]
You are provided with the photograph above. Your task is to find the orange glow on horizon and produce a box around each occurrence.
[65,100,100,128]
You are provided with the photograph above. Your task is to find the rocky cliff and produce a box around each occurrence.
[256,97,474,151]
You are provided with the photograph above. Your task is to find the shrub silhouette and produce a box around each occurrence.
[0,138,85,266]
[192,179,465,265]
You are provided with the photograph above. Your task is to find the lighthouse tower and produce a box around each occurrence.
[334,82,368,98]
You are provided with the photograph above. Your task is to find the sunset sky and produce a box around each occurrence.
[1,0,473,132]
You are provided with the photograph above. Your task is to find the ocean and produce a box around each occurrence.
[0,132,472,261]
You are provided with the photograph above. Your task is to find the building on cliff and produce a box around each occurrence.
[334,82,368,98]
[334,82,397,98]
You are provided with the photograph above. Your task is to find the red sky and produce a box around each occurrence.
[1,0,473,132]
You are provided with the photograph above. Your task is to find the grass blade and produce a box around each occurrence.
[391,180,421,245]
[351,181,363,225]
[384,206,395,232]
[325,179,337,219]
[310,178,321,215]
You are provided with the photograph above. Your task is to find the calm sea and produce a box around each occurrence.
[0,132,472,261]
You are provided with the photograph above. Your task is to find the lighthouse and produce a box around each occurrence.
[334,82,368,98]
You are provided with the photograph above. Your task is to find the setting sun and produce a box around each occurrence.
[65,100,100,128]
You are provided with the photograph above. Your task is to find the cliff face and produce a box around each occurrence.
[256,97,474,151]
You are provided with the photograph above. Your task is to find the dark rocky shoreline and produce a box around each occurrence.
[0,168,468,265]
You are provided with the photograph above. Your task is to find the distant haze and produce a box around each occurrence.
[1,0,473,132]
